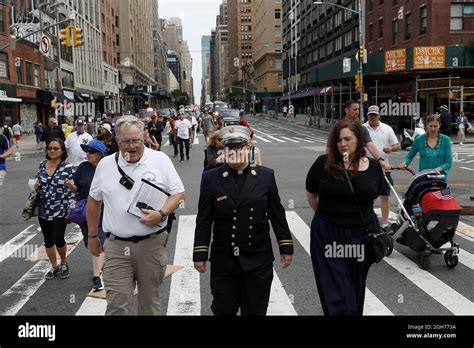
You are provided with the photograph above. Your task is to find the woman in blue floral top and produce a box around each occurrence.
[34,138,74,280]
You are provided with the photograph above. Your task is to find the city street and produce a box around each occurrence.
[1,115,473,316]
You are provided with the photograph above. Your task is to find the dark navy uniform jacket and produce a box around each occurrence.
[193,164,294,272]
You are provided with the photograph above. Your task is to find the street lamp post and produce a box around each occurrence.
[314,1,364,124]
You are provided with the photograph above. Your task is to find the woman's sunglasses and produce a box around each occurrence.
[86,150,99,154]
[47,147,61,151]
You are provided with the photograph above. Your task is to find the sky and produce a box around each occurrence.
[159,0,222,104]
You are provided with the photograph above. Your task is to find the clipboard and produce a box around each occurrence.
[126,178,170,228]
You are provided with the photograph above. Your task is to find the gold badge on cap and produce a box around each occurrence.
[251,170,257,176]
[223,171,229,178]
[229,127,235,133]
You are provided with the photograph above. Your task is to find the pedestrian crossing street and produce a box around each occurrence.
[1,210,473,316]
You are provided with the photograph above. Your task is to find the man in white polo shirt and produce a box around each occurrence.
[65,119,93,168]
[87,115,186,315]
[363,105,400,230]
[175,111,192,163]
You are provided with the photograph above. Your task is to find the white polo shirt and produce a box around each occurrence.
[65,131,93,167]
[89,147,185,237]
[175,119,192,139]
[363,121,399,165]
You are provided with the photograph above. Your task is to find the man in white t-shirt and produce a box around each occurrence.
[363,105,400,230]
[175,111,192,163]
[65,120,93,168]
[12,123,22,148]
[188,111,198,146]
[87,115,186,315]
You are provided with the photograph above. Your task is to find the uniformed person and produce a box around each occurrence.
[193,126,293,316]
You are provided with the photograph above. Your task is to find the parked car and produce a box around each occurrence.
[219,109,241,127]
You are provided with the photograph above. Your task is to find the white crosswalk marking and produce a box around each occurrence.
[253,135,271,143]
[167,215,201,315]
[254,130,285,143]
[266,269,297,315]
[280,136,300,143]
[0,225,37,263]
[284,211,392,315]
[0,228,84,316]
[293,137,314,143]
[76,296,107,316]
[384,249,474,315]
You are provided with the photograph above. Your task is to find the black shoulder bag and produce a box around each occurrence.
[343,167,390,263]
[114,153,176,233]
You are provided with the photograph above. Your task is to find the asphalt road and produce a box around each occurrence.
[0,116,473,316]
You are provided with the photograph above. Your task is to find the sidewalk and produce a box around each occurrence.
[8,134,42,157]
[256,112,474,144]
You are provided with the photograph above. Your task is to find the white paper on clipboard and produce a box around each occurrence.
[126,179,170,228]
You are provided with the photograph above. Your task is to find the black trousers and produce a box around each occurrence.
[38,217,67,248]
[210,262,273,316]
[178,138,190,160]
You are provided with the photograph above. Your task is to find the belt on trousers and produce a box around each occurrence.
[105,228,166,243]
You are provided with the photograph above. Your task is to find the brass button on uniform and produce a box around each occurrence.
[249,217,253,221]
[250,208,254,212]
[249,226,253,230]
[232,226,236,230]
[231,242,235,246]
[233,210,237,213]
[232,234,236,239]
[233,217,237,221]
[248,235,252,238]
[248,242,252,246]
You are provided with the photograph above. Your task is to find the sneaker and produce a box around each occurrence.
[186,155,190,160]
[45,267,59,280]
[59,263,69,279]
[92,276,104,291]
[180,159,184,163]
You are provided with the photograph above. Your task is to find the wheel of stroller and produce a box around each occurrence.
[385,236,394,257]
[417,253,430,270]
[444,251,459,268]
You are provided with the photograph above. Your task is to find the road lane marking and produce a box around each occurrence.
[253,129,285,143]
[293,137,314,143]
[253,135,271,143]
[280,137,300,143]
[0,228,83,316]
[76,296,107,316]
[0,225,37,263]
[266,269,298,316]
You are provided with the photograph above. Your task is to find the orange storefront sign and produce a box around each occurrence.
[385,49,406,72]
[413,46,445,69]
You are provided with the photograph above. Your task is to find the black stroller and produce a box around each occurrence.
[384,168,461,270]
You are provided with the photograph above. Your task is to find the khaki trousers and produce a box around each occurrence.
[103,232,168,315]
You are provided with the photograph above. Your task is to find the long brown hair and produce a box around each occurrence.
[325,119,366,180]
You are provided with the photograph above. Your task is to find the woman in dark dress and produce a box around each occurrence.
[305,120,383,316]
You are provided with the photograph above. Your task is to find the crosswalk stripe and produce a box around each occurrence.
[293,137,314,143]
[167,215,201,315]
[0,224,37,263]
[266,269,297,315]
[284,211,391,315]
[374,208,474,269]
[0,227,84,316]
[253,135,271,143]
[254,130,285,143]
[363,289,393,316]
[385,250,474,315]
[456,221,474,242]
[164,140,170,146]
[76,296,107,316]
[280,137,300,143]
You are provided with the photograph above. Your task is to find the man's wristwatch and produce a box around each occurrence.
[158,209,167,222]
[377,158,385,162]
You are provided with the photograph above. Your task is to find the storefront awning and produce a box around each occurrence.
[280,89,316,101]
[0,96,22,102]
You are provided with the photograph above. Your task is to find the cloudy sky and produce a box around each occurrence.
[159,0,221,104]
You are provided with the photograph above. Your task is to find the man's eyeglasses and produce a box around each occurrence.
[47,147,60,151]
[119,139,143,147]
[86,150,98,154]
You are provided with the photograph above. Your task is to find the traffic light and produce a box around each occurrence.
[355,73,361,88]
[73,27,83,47]
[359,45,364,62]
[59,26,71,47]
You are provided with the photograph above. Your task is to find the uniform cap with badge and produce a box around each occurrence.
[221,125,251,146]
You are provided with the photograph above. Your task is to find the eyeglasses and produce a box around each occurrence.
[86,150,99,154]
[119,139,143,147]
[47,147,60,151]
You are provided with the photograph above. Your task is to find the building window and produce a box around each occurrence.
[405,13,411,40]
[420,6,427,35]
[16,60,22,84]
[0,5,6,32]
[344,31,352,47]
[392,0,398,6]
[392,19,397,45]
[369,0,374,11]
[34,65,40,87]
[378,18,384,38]
[61,69,74,89]
[335,11,342,27]
[450,4,463,31]
[276,59,282,69]
[275,43,282,52]
[278,73,283,85]
[275,9,281,19]
[25,62,32,85]
[326,41,333,55]
[335,36,342,51]
[0,52,8,79]
[275,25,282,36]
[368,23,373,42]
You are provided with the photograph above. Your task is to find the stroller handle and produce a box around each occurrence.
[391,166,416,176]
